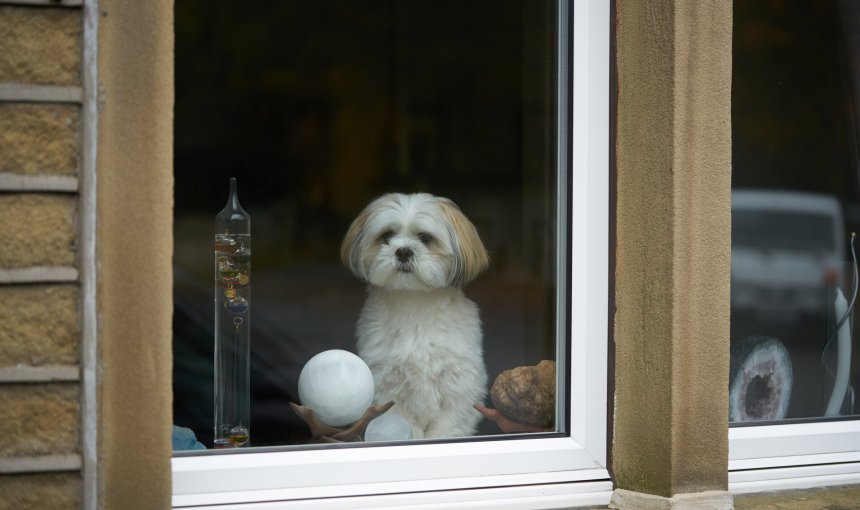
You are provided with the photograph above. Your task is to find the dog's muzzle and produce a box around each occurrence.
[395,247,414,272]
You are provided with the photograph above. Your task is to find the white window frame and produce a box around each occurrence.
[171,0,611,507]
[727,0,860,491]
[729,421,860,493]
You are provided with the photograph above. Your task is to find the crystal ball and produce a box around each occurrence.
[298,349,375,427]
[365,409,414,442]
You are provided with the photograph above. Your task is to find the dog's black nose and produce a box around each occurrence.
[395,247,413,262]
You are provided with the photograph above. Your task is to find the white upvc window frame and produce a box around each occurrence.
[727,0,860,496]
[729,421,860,493]
[171,0,611,507]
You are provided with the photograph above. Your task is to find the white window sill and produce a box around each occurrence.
[173,436,610,507]
[729,419,860,494]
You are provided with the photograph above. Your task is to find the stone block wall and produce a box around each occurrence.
[0,104,80,176]
[0,1,88,507]
[0,5,81,85]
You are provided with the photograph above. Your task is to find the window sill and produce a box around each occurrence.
[172,436,610,507]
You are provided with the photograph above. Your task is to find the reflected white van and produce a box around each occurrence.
[731,189,845,320]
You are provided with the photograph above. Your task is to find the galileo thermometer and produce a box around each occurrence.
[214,177,251,448]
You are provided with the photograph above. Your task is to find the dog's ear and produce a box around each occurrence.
[437,198,489,286]
[341,206,372,279]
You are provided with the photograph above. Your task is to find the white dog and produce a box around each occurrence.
[341,193,489,438]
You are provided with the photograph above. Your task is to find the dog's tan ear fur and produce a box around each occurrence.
[437,198,489,286]
[341,206,372,278]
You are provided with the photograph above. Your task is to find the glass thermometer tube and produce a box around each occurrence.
[213,177,251,448]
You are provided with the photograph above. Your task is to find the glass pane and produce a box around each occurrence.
[173,0,563,450]
[730,0,860,423]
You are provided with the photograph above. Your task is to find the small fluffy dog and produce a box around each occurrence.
[341,193,489,438]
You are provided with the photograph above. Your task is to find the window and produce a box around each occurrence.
[729,0,860,487]
[171,0,609,506]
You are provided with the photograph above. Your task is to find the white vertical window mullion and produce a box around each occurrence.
[569,0,610,466]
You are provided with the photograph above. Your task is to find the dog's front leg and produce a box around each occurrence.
[423,399,483,439]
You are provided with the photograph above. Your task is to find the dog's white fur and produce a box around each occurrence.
[341,193,489,438]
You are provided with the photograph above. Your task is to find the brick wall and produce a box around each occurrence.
[0,1,89,508]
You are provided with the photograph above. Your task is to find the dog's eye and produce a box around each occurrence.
[379,231,394,244]
[417,232,435,245]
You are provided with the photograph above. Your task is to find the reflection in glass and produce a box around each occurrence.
[731,0,860,423]
[173,0,561,449]
[732,190,844,323]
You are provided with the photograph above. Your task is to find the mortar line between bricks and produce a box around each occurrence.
[0,173,79,192]
[0,365,80,382]
[0,0,83,8]
[0,266,79,283]
[0,454,82,474]
[80,0,99,505]
[0,84,83,104]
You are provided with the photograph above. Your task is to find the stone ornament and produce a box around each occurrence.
[475,360,556,433]
[297,349,376,427]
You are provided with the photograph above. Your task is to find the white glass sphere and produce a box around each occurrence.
[364,410,414,442]
[298,349,375,427]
